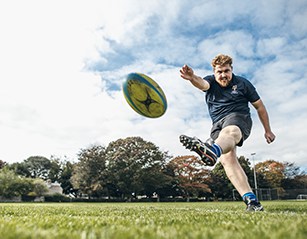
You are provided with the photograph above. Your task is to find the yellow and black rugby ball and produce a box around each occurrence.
[123,73,167,118]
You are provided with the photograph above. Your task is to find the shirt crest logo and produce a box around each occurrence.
[231,85,238,95]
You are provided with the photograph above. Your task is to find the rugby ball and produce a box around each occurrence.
[123,73,167,118]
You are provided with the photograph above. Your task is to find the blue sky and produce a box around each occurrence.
[0,0,306,170]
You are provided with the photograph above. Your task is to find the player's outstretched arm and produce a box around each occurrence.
[180,65,209,91]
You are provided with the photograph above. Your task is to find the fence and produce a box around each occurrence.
[232,188,307,201]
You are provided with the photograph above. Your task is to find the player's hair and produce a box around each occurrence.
[211,54,233,68]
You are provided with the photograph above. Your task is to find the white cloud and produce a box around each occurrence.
[256,37,288,57]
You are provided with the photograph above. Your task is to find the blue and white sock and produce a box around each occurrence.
[242,192,257,202]
[212,143,222,157]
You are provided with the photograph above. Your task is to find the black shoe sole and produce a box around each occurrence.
[179,135,217,166]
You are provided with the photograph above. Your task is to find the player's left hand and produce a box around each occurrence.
[265,131,276,144]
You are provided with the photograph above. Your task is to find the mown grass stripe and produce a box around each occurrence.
[0,201,306,239]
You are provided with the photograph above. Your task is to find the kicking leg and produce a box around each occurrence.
[179,135,217,166]
[179,126,241,166]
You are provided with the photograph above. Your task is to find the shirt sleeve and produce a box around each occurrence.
[203,75,215,91]
[245,80,260,103]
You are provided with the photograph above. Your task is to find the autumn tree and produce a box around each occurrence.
[256,160,285,188]
[168,155,211,201]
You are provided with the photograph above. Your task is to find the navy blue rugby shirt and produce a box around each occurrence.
[203,74,260,123]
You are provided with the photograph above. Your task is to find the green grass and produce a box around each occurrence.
[0,201,306,239]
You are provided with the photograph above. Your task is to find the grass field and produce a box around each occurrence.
[0,201,306,239]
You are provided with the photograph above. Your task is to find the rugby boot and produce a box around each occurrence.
[179,135,217,166]
[244,197,264,212]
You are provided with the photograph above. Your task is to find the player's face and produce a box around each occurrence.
[214,64,233,87]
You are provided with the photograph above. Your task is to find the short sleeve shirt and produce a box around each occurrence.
[204,74,260,123]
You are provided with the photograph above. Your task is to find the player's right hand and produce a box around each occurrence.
[180,65,194,81]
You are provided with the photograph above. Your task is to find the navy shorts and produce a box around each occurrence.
[210,112,252,147]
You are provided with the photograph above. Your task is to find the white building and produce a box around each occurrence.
[45,180,63,195]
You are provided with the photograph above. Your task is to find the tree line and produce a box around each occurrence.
[0,136,306,201]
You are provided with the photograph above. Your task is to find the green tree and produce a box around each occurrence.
[9,155,74,195]
[293,174,307,188]
[0,168,33,198]
[157,161,180,198]
[210,162,232,199]
[281,162,306,189]
[0,160,7,169]
[241,156,254,186]
[47,156,75,195]
[283,162,302,178]
[25,156,52,179]
[9,161,30,177]
[48,156,62,182]
[105,137,171,199]
[10,156,52,179]
[32,178,48,197]
[59,160,75,195]
[71,145,107,198]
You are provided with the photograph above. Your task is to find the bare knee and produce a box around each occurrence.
[220,125,242,142]
[215,126,242,153]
